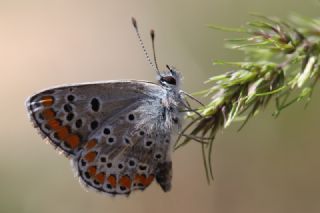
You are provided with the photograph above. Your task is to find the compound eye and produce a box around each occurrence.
[161,76,176,85]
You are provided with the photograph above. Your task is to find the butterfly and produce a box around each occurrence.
[26,18,194,196]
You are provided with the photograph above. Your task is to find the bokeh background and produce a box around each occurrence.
[1,0,320,213]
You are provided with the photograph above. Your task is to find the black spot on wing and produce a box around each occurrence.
[90,98,100,112]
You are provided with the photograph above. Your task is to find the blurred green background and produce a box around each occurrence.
[1,0,320,212]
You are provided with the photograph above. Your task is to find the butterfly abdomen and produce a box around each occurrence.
[155,161,172,192]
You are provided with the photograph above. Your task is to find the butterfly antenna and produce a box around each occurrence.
[131,17,161,76]
[150,29,160,71]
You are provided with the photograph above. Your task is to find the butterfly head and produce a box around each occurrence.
[158,65,182,89]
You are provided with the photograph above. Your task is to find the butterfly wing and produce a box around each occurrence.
[26,80,165,156]
[27,80,176,194]
[74,108,173,195]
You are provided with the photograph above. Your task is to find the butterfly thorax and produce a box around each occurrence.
[161,88,184,129]
[134,82,184,136]
[133,68,185,134]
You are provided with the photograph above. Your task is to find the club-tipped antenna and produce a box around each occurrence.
[150,29,159,71]
[166,64,173,73]
[131,17,161,76]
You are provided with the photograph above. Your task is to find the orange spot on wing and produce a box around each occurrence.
[55,126,70,140]
[95,172,106,184]
[134,174,154,187]
[87,166,97,177]
[108,175,117,188]
[41,96,54,106]
[85,139,97,150]
[47,119,61,130]
[84,151,97,162]
[65,134,80,149]
[134,174,146,186]
[145,175,155,186]
[119,175,131,189]
[42,108,56,120]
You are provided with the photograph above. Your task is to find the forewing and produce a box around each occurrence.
[73,97,174,195]
[26,81,162,157]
